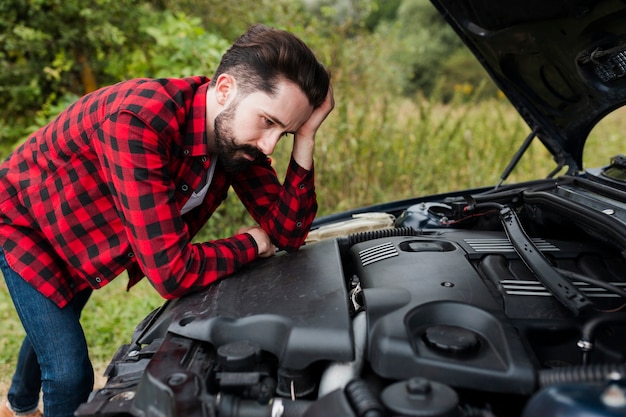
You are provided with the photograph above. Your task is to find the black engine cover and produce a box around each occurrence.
[350,231,626,394]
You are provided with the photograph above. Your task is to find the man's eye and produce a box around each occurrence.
[264,117,274,126]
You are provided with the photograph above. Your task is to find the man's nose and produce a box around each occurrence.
[257,132,281,156]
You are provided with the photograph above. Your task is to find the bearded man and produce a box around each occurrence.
[0,24,333,417]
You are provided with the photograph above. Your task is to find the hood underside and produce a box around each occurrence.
[431,0,626,171]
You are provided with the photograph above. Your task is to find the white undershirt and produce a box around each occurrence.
[181,155,217,215]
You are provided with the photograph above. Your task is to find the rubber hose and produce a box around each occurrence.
[539,363,626,387]
[281,399,313,417]
[335,226,419,255]
[345,379,385,417]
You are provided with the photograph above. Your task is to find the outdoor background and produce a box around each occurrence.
[0,0,623,396]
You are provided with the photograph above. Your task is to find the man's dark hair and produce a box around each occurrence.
[210,24,330,108]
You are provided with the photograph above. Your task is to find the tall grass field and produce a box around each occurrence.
[0,92,623,397]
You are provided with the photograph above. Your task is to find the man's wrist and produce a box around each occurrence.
[292,135,315,170]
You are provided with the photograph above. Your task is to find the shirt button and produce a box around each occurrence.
[95,277,102,283]
[299,184,305,190]
[183,149,190,155]
[128,252,134,258]
[201,156,207,163]
[181,184,189,192]
[296,221,303,228]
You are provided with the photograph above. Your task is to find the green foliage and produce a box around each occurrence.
[0,2,232,149]
[364,0,402,30]
[290,91,548,214]
[304,0,380,28]
[437,49,499,101]
[0,0,489,150]
[378,0,494,100]
[103,10,230,80]
[0,0,154,144]
[160,0,310,41]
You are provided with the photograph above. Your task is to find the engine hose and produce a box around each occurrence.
[538,363,626,387]
[318,312,368,397]
[580,313,626,348]
[340,226,419,249]
[345,379,385,417]
[217,396,312,417]
[281,399,314,417]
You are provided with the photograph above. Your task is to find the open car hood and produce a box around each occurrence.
[431,0,626,172]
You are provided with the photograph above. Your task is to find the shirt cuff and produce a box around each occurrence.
[235,232,260,260]
[285,156,315,196]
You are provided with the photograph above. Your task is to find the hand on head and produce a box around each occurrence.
[296,84,335,142]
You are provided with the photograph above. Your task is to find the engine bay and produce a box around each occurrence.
[76,168,626,417]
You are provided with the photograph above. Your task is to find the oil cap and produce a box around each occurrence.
[381,377,460,417]
[423,324,481,357]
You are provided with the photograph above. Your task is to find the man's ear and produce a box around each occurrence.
[214,74,237,106]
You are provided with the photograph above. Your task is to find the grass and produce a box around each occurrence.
[0,91,623,399]
[276,93,549,214]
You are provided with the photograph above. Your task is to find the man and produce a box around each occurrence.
[0,24,333,417]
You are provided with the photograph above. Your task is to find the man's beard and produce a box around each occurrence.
[213,101,265,173]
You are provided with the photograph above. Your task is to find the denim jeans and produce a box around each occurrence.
[0,247,94,417]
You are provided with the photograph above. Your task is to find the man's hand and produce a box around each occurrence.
[238,225,276,258]
[292,85,335,170]
[297,85,335,140]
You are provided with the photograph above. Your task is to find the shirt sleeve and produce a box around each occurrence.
[231,156,318,252]
[95,111,258,299]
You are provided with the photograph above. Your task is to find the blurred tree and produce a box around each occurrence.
[159,0,309,41]
[103,10,230,80]
[0,0,152,147]
[302,0,378,28]
[364,0,402,31]
[380,0,495,100]
[390,0,464,96]
[0,0,301,110]
[0,1,232,150]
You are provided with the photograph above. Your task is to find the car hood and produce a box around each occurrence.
[431,0,626,171]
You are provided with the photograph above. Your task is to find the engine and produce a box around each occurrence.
[76,173,626,417]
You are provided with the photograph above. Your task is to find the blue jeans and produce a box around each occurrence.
[0,248,94,417]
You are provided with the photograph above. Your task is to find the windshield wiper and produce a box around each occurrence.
[473,202,593,316]
[499,205,593,316]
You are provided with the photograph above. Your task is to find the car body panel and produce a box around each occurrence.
[432,0,626,171]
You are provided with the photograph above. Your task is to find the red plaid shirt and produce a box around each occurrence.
[0,77,317,308]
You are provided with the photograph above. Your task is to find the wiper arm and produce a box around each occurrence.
[471,202,593,316]
[498,205,593,316]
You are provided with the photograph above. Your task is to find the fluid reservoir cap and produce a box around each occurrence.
[423,324,480,356]
[381,377,460,417]
[217,340,261,371]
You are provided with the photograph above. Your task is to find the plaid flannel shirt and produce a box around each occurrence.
[0,77,317,308]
